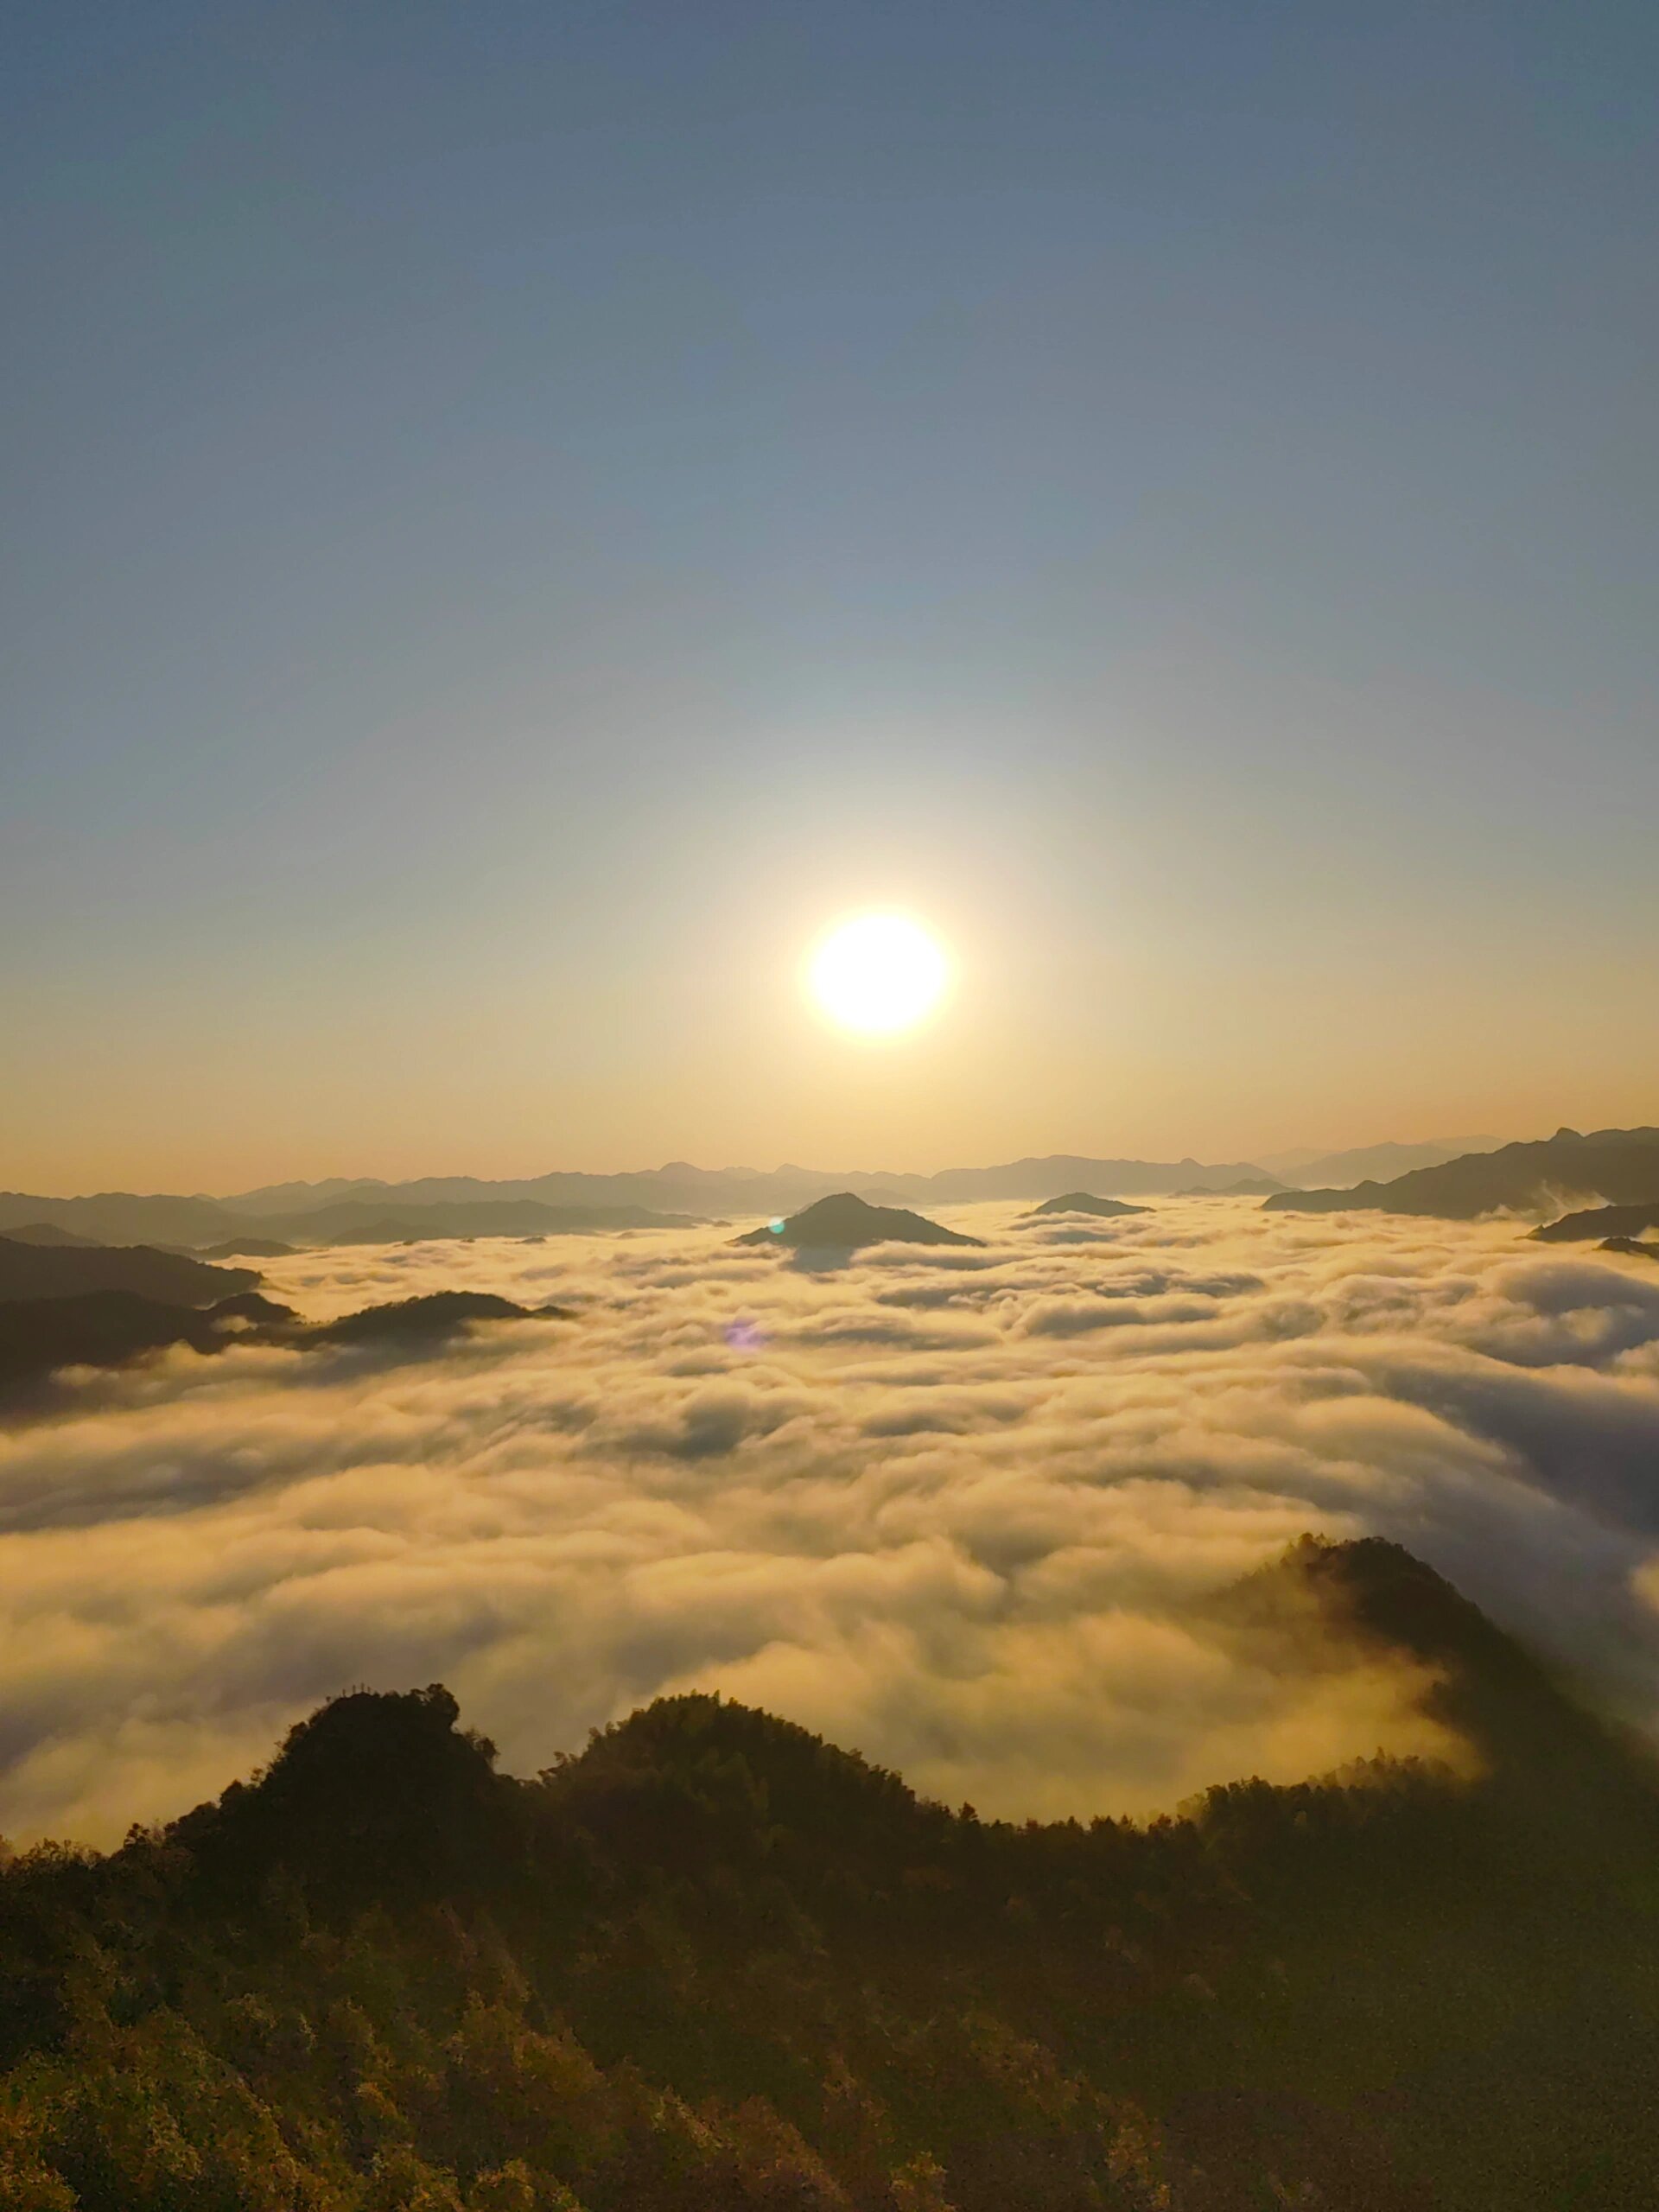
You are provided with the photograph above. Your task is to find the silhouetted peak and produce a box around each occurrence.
[1027,1192,1151,1218]
[260,1682,497,1810]
[1266,1124,1659,1217]
[579,1691,907,1793]
[308,1289,570,1344]
[210,1291,296,1325]
[1247,1539,1653,1811]
[3,1220,100,1247]
[1531,1200,1659,1243]
[548,1692,923,1859]
[735,1192,982,1249]
[172,1683,512,1905]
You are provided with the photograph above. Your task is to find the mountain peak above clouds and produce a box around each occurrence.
[1266,1127,1659,1220]
[735,1192,983,1249]
[1026,1192,1152,1218]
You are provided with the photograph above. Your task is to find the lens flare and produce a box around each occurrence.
[806,913,950,1036]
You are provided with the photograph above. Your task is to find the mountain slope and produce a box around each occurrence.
[1266,1125,1659,1218]
[0,1236,257,1306]
[0,1287,567,1388]
[1027,1191,1152,1218]
[735,1192,984,1249]
[1274,1137,1503,1188]
[0,1189,241,1246]
[0,1289,297,1389]
[224,1152,1279,1221]
[307,1290,573,1344]
[1532,1199,1659,1243]
[2,1540,1656,2210]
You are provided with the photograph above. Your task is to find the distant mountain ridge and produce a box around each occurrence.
[1530,1200,1659,1244]
[10,1132,1624,1247]
[1267,1126,1659,1220]
[0,1191,241,1248]
[1178,1174,1288,1196]
[0,1189,702,1250]
[219,1152,1276,1226]
[257,1198,701,1243]
[1262,1136,1504,1188]
[0,1285,571,1390]
[3,1154,1277,1249]
[0,1236,257,1306]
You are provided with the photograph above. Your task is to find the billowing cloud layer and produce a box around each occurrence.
[4,1199,1659,1846]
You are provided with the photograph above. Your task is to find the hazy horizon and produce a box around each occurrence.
[3,1126,1532,1205]
[5,1,1657,1194]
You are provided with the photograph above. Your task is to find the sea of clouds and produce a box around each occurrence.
[3,1197,1659,1847]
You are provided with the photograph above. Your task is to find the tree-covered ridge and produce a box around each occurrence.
[2,1541,1657,2211]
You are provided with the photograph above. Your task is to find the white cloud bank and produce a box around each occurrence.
[3,1198,1659,1845]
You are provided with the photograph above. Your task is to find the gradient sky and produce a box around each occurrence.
[4,0,1656,1194]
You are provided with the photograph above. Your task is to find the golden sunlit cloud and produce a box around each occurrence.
[806,912,950,1036]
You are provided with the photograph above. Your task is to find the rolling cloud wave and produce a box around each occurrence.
[3,1199,1658,1845]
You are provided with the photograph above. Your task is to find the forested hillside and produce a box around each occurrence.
[3,1540,1656,2211]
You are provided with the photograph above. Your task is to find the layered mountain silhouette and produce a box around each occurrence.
[270,1197,697,1243]
[0,1283,570,1390]
[0,1235,257,1306]
[0,1190,702,1249]
[3,1154,1280,1251]
[1601,1236,1659,1262]
[0,1288,297,1389]
[14,1130,1646,1248]
[0,1189,243,1247]
[1262,1135,1504,1187]
[223,1152,1276,1220]
[7,1538,1659,2209]
[308,1289,573,1344]
[1531,1199,1659,1243]
[1266,1125,1659,1218]
[735,1192,984,1249]
[1027,1190,1152,1217]
[1177,1174,1288,1196]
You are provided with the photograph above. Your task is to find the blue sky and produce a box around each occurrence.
[3,1,1656,1188]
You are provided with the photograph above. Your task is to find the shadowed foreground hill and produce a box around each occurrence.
[3,1541,1658,2209]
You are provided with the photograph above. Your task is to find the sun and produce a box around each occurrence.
[806,912,950,1036]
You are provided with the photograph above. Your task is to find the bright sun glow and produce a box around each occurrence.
[807,912,950,1036]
